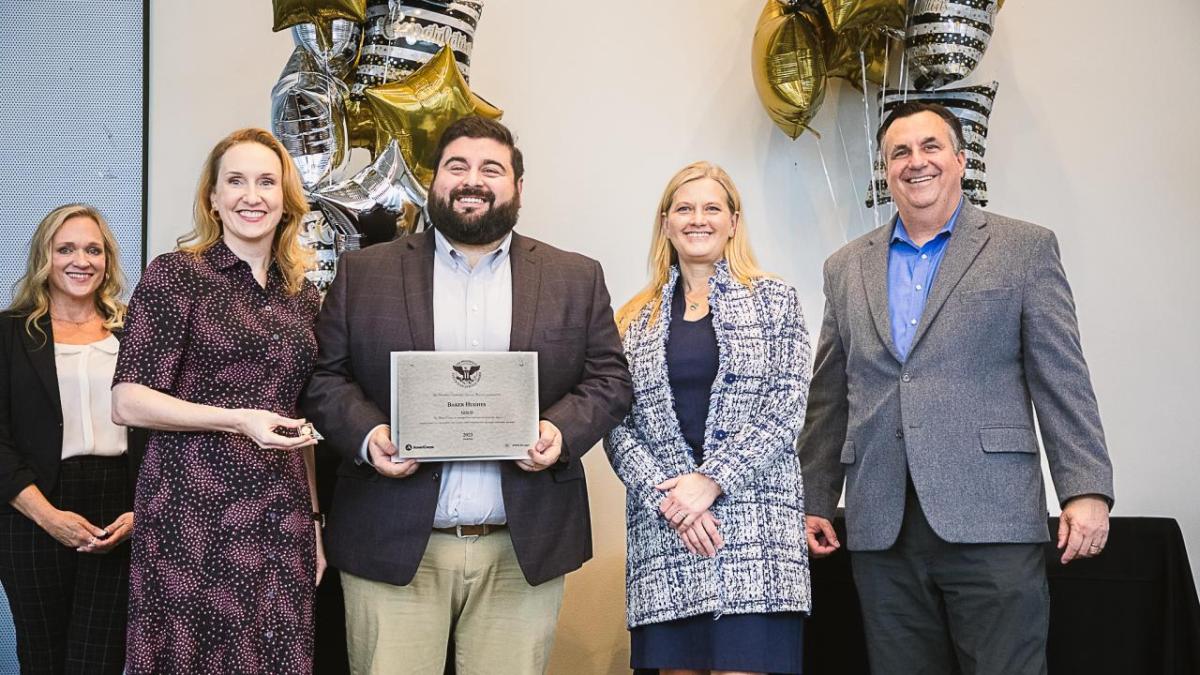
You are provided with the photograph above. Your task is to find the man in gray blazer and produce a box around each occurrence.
[302,117,632,674]
[798,102,1114,674]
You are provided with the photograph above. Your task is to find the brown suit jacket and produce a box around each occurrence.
[301,231,632,586]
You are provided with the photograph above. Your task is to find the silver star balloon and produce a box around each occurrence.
[309,138,428,257]
[314,139,426,215]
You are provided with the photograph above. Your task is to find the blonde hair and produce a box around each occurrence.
[615,161,769,334]
[178,128,313,294]
[8,204,127,343]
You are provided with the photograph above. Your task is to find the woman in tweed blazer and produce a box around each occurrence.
[606,162,812,675]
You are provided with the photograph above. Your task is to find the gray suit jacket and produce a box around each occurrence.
[798,203,1114,550]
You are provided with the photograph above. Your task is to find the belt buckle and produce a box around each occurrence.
[455,524,479,539]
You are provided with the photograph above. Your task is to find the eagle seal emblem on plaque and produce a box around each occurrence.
[451,360,482,388]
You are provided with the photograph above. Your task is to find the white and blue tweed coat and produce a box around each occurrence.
[605,260,812,628]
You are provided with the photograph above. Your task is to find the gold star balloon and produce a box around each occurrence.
[824,26,893,89]
[364,45,503,186]
[272,0,367,51]
[345,97,377,151]
[820,0,906,35]
[752,1,827,139]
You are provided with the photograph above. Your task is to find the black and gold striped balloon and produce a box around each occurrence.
[865,81,999,207]
[905,0,999,91]
[352,1,483,97]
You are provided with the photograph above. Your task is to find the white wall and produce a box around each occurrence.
[151,1,1200,672]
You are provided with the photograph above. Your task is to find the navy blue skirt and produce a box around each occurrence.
[630,612,804,673]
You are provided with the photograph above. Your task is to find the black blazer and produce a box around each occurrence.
[301,232,633,586]
[0,311,146,511]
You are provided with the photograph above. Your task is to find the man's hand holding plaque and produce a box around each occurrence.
[368,425,419,478]
[516,420,562,472]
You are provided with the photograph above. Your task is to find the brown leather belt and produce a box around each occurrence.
[433,524,506,538]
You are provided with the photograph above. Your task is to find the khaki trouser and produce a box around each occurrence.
[341,529,565,675]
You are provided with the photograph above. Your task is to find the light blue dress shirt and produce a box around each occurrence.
[888,198,963,362]
[361,229,512,527]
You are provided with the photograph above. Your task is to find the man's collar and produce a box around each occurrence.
[892,197,965,247]
[432,228,513,270]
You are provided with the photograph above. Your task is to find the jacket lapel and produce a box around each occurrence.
[860,219,904,363]
[508,233,540,351]
[22,316,62,420]
[401,232,436,351]
[908,202,990,353]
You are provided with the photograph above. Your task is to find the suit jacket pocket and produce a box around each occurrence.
[959,287,1013,302]
[979,427,1038,454]
[542,325,585,343]
[839,440,856,464]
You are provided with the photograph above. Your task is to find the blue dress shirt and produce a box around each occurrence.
[888,199,963,362]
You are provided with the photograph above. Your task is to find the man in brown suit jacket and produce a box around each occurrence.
[301,117,632,674]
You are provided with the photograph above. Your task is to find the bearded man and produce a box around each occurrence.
[302,116,632,675]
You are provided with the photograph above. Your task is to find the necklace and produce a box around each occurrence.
[50,312,99,326]
[683,284,707,312]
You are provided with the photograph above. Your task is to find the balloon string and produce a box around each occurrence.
[860,50,881,231]
[882,30,890,94]
[836,116,867,234]
[900,5,911,98]
[814,136,842,240]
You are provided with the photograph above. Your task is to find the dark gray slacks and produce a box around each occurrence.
[850,487,1049,675]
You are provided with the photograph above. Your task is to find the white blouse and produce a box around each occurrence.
[54,335,127,460]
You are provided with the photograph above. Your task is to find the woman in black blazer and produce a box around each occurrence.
[0,204,144,674]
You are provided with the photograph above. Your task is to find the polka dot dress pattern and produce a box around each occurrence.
[115,241,320,674]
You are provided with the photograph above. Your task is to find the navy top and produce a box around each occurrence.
[666,283,719,464]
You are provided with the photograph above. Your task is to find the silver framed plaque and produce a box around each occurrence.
[390,351,539,462]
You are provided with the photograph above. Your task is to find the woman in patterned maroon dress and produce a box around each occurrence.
[112,128,325,673]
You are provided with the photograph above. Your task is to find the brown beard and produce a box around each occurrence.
[427,189,521,246]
